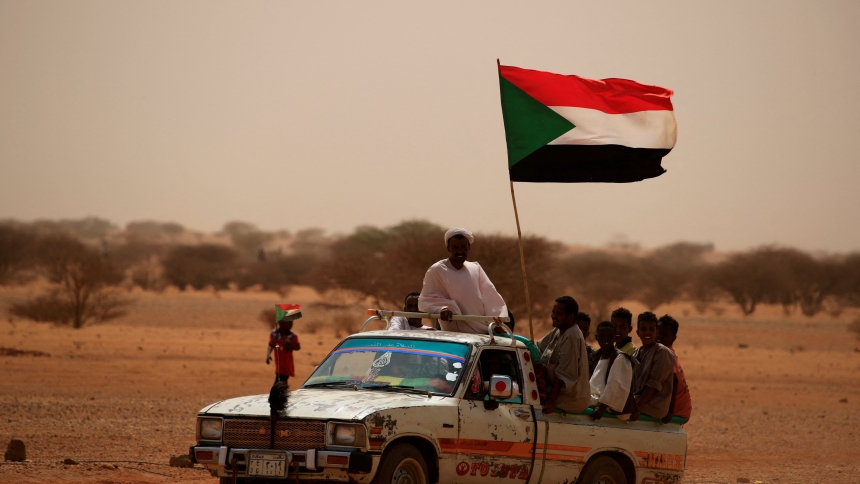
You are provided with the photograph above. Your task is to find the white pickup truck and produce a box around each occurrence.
[190,315,686,484]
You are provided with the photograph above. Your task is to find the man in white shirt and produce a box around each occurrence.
[590,321,634,421]
[388,292,435,331]
[418,227,508,334]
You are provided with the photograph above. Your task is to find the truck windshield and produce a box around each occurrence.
[304,337,470,396]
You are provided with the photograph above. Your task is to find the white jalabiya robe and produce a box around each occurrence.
[417,259,508,334]
[387,317,434,331]
[589,353,633,418]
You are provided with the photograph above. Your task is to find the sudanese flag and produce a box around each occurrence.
[498,64,676,183]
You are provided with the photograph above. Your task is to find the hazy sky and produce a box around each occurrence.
[2,1,859,252]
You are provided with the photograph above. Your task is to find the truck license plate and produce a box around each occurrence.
[247,451,288,478]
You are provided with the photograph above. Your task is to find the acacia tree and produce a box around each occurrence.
[0,224,36,284]
[634,242,712,310]
[162,244,241,290]
[560,252,638,322]
[10,235,129,328]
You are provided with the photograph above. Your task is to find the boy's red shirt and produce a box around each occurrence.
[668,345,693,419]
[269,330,299,377]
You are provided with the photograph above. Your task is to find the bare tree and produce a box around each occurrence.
[560,252,637,322]
[634,242,712,310]
[162,244,241,290]
[0,224,36,284]
[10,235,130,328]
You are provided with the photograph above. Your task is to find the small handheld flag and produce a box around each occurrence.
[275,304,302,323]
[498,64,676,183]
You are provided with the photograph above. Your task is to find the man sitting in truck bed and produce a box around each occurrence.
[536,296,591,414]
[590,321,635,421]
[630,312,676,421]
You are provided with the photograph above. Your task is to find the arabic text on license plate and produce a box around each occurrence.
[247,452,288,477]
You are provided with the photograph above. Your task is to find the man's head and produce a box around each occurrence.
[610,307,633,345]
[403,291,422,327]
[657,314,679,347]
[551,296,579,329]
[595,321,616,352]
[446,236,470,266]
[636,311,659,347]
[574,312,592,340]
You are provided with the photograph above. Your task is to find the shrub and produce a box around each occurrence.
[162,244,240,290]
[0,224,36,284]
[10,234,130,328]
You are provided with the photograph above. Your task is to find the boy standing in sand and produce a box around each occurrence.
[630,312,675,421]
[267,304,302,385]
[611,307,636,356]
[657,314,693,423]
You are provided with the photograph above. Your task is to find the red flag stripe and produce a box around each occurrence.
[276,304,301,311]
[499,65,673,114]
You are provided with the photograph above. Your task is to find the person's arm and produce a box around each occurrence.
[266,345,273,364]
[662,374,679,424]
[417,266,461,320]
[635,348,675,417]
[552,329,584,395]
[599,354,633,414]
[290,334,300,351]
[475,263,507,317]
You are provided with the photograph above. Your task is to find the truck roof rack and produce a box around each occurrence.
[361,309,515,347]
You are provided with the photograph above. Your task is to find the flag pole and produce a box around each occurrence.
[509,179,534,340]
[498,58,535,340]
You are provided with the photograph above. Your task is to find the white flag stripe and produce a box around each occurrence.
[547,107,677,149]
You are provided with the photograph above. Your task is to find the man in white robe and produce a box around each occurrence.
[589,321,634,420]
[418,228,508,334]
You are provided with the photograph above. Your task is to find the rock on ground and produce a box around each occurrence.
[4,439,26,462]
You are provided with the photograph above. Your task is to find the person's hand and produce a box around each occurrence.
[591,406,605,421]
[440,308,453,322]
[629,410,640,422]
[543,399,556,414]
[266,356,271,365]
[662,414,673,424]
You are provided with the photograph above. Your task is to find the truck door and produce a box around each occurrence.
[454,348,536,483]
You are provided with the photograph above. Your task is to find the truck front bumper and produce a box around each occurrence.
[190,445,375,480]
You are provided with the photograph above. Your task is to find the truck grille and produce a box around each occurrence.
[223,419,326,450]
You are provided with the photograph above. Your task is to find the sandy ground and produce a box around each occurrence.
[1,285,860,483]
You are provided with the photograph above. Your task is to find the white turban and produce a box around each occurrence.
[445,227,474,245]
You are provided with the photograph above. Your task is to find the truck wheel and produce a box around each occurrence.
[577,456,627,484]
[374,443,429,484]
[219,478,249,484]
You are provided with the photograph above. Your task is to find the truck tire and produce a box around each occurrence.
[374,443,429,484]
[577,455,627,484]
[219,478,248,484]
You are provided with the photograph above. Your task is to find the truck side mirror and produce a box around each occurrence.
[488,375,515,399]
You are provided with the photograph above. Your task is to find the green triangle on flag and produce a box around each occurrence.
[499,74,575,168]
[275,303,302,323]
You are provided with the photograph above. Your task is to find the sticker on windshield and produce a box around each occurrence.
[446,372,458,382]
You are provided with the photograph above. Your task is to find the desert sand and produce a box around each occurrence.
[1,285,859,483]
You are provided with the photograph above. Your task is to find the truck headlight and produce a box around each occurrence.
[198,417,223,441]
[334,424,356,445]
[328,423,367,448]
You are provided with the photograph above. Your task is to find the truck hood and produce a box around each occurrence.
[202,388,446,420]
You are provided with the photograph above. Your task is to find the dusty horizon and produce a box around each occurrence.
[2,1,859,253]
